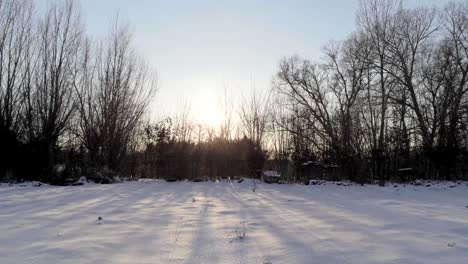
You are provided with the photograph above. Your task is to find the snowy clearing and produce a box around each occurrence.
[1,180,468,264]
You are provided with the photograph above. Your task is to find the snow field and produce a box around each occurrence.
[0,180,467,264]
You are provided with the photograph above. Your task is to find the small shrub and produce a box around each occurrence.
[234,221,247,241]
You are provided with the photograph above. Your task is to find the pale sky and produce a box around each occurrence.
[43,0,456,125]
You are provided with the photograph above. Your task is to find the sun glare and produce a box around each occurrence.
[198,107,224,127]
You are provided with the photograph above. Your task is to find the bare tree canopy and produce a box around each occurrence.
[273,0,468,182]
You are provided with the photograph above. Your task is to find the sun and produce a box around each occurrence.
[198,106,224,127]
[191,91,227,127]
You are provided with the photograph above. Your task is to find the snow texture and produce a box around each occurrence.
[1,180,467,264]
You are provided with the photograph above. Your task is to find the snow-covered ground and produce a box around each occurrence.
[1,180,467,264]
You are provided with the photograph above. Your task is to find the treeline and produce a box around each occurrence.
[1,0,468,185]
[0,0,154,184]
[152,0,468,183]
[139,117,266,180]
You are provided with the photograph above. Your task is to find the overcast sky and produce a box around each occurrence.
[42,0,457,124]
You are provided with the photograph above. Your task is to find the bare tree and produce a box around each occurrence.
[173,101,194,143]
[0,0,33,178]
[0,0,33,133]
[219,86,235,140]
[75,20,155,175]
[323,34,369,166]
[438,2,468,149]
[269,97,293,161]
[19,0,83,181]
[384,6,437,150]
[238,88,270,148]
[275,56,336,158]
[357,0,400,183]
